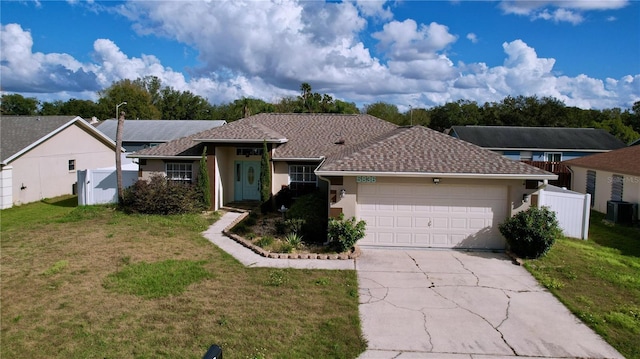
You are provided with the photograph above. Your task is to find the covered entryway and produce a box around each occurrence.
[357,183,508,249]
[234,161,260,201]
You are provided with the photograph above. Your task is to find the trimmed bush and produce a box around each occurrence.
[122,175,204,215]
[499,206,562,259]
[328,214,366,253]
[286,190,328,243]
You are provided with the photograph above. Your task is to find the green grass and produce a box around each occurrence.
[524,211,640,359]
[1,196,366,358]
[103,260,213,299]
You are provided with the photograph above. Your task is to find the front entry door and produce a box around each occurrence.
[234,161,261,201]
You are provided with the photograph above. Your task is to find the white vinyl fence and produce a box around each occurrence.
[77,165,138,205]
[538,185,591,240]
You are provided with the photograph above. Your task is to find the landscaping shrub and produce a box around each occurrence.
[274,219,287,235]
[327,214,366,253]
[274,186,294,210]
[122,175,204,215]
[284,218,305,234]
[286,190,328,243]
[285,232,303,248]
[499,206,562,259]
[255,236,274,248]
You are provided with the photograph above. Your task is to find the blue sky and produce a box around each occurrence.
[1,0,638,111]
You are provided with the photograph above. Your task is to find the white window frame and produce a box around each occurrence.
[288,164,317,185]
[68,159,76,172]
[545,152,562,162]
[166,162,193,182]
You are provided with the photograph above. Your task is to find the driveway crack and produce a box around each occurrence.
[452,252,480,286]
[496,290,518,356]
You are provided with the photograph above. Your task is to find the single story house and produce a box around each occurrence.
[130,113,556,250]
[1,116,118,209]
[96,119,226,152]
[448,126,625,189]
[448,126,626,162]
[564,146,640,220]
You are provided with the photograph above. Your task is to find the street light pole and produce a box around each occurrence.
[115,101,127,204]
[116,101,127,120]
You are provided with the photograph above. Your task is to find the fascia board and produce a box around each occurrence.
[314,170,558,180]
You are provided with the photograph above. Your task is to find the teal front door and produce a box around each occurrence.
[234,161,261,201]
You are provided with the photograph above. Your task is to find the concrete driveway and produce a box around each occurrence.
[356,249,623,359]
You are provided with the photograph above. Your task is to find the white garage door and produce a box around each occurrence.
[357,183,508,249]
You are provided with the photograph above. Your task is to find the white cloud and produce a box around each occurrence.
[1,1,638,111]
[353,0,393,20]
[534,9,584,24]
[466,33,478,43]
[372,20,458,60]
[499,0,628,24]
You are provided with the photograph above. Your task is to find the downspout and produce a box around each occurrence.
[314,157,331,220]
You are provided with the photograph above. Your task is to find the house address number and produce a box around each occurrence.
[357,176,377,183]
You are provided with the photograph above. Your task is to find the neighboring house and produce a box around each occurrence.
[564,146,640,220]
[1,116,118,209]
[130,113,556,250]
[95,119,226,152]
[448,126,626,188]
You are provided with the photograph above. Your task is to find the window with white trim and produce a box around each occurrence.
[288,164,317,196]
[68,159,76,171]
[166,162,193,182]
[545,152,562,162]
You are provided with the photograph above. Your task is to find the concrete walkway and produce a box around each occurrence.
[202,211,623,359]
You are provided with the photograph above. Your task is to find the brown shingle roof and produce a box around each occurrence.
[131,113,397,159]
[130,114,554,178]
[564,146,640,176]
[318,126,554,177]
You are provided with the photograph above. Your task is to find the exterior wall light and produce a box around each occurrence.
[340,189,347,198]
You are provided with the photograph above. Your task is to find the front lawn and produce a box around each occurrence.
[0,196,366,358]
[524,211,640,359]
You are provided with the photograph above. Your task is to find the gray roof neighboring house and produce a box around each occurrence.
[449,126,626,152]
[131,113,554,179]
[96,120,226,143]
[1,116,117,165]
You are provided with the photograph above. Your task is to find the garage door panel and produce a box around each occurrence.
[377,216,394,227]
[432,217,448,229]
[358,183,507,249]
[396,216,413,228]
[451,218,466,229]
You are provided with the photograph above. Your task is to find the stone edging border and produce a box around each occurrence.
[221,209,360,260]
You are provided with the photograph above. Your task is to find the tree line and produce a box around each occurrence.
[2,76,639,144]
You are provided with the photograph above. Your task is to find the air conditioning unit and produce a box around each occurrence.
[606,201,638,224]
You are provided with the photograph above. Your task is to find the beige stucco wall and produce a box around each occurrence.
[8,124,115,206]
[326,176,535,221]
[571,166,640,213]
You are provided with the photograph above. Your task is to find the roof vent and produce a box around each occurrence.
[334,139,345,145]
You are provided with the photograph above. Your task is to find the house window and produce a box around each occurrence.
[520,151,533,161]
[586,170,596,206]
[611,174,623,202]
[545,153,562,162]
[288,164,317,197]
[236,147,263,157]
[68,159,76,171]
[166,163,193,182]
